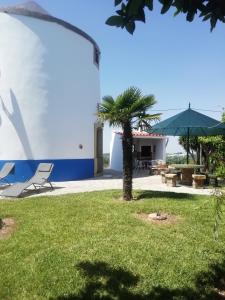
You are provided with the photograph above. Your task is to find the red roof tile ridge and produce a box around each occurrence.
[114,130,164,137]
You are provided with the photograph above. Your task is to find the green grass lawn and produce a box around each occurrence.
[0,190,225,300]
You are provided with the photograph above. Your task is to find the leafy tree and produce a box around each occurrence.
[98,87,160,200]
[179,135,225,172]
[179,136,200,164]
[199,113,225,171]
[198,136,225,171]
[166,153,186,164]
[106,0,225,34]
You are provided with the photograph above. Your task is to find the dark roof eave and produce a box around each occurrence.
[0,8,100,55]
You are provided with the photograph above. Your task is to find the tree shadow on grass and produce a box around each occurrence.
[137,190,200,201]
[51,260,225,300]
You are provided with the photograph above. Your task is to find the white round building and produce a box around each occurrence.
[0,1,103,182]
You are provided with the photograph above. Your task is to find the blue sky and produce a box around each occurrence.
[1,0,225,153]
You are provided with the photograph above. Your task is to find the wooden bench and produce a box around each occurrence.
[165,174,177,187]
[161,170,170,183]
[192,174,206,189]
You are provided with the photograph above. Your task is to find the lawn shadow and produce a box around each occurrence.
[137,190,200,201]
[51,259,225,300]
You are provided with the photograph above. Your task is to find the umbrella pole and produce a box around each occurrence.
[186,128,190,164]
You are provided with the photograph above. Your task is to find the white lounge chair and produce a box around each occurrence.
[0,162,15,185]
[1,163,54,198]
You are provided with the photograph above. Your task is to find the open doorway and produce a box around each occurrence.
[94,123,103,174]
[141,145,152,160]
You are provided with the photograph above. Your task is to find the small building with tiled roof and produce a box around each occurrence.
[110,130,167,172]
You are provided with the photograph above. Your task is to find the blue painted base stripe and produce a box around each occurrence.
[0,159,94,183]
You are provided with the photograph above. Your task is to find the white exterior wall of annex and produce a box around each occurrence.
[133,137,167,161]
[110,132,123,172]
[153,138,167,161]
[0,13,100,180]
[110,132,167,172]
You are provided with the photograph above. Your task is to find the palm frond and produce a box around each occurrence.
[143,113,161,121]
[128,95,156,115]
[99,96,115,112]
[98,87,159,128]
[115,87,142,110]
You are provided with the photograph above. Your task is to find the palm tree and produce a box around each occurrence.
[98,87,160,201]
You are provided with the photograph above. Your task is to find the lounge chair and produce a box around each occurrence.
[1,163,54,198]
[0,162,15,185]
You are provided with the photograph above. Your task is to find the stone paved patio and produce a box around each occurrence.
[22,169,212,198]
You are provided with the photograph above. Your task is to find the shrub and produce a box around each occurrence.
[216,165,225,179]
[103,153,110,167]
[166,154,186,165]
[214,189,225,238]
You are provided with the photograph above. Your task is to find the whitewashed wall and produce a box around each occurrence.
[110,133,123,172]
[0,13,100,161]
[151,139,166,161]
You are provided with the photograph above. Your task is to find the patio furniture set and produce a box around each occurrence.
[160,164,207,189]
[147,104,225,190]
[160,164,225,189]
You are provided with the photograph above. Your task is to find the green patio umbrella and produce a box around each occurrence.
[208,122,225,135]
[149,104,220,163]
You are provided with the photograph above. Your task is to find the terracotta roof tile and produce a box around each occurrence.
[115,130,164,137]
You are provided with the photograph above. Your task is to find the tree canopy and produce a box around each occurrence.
[106,0,225,34]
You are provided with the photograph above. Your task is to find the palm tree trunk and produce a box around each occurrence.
[122,122,133,200]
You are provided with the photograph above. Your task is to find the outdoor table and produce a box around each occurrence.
[151,165,168,175]
[170,164,205,186]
